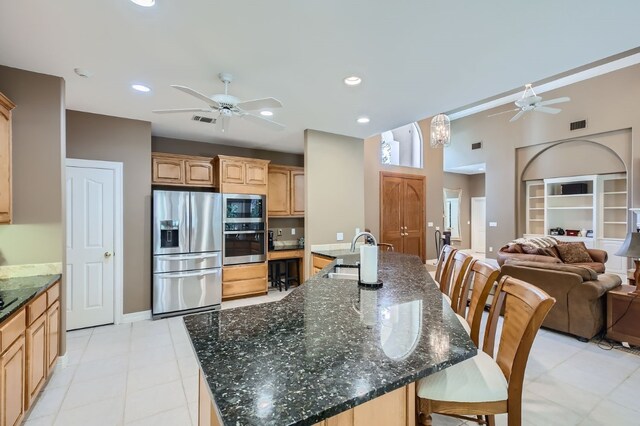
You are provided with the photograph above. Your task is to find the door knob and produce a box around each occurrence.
[104,251,112,258]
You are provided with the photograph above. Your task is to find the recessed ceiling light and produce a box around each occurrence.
[130,0,155,6]
[260,111,273,117]
[74,68,93,78]
[344,76,362,86]
[131,84,151,93]
[357,116,370,124]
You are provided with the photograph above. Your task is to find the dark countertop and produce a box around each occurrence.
[269,245,304,252]
[311,248,359,258]
[184,252,476,426]
[0,275,61,323]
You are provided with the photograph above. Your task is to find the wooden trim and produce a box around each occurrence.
[152,152,214,162]
[217,155,270,165]
[0,309,26,354]
[268,249,304,260]
[0,92,16,111]
[312,254,334,270]
[220,182,267,195]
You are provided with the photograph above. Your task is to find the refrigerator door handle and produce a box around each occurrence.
[156,270,220,280]
[157,253,220,262]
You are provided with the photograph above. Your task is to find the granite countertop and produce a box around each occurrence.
[0,274,61,323]
[269,245,305,252]
[184,252,476,426]
[311,248,359,258]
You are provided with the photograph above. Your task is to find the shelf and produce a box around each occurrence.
[529,219,544,222]
[547,194,593,198]
[603,207,627,210]
[546,207,593,210]
[604,222,627,225]
[604,191,627,195]
[528,196,544,199]
[528,208,544,210]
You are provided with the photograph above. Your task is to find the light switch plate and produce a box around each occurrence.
[277,229,282,236]
[291,229,296,235]
[435,226,440,231]
[489,247,493,252]
[489,222,498,227]
[427,222,434,227]
[337,232,344,241]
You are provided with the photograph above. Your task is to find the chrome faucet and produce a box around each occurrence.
[351,231,377,252]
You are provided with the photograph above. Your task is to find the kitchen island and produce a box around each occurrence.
[184,251,476,426]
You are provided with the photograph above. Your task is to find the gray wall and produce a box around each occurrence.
[66,111,152,314]
[153,136,303,167]
[446,63,640,256]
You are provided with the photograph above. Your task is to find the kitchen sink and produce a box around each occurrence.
[326,265,360,281]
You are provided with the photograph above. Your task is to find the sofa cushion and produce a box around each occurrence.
[538,247,560,258]
[556,242,593,264]
[504,259,598,281]
[572,262,605,274]
[522,245,540,254]
[503,244,523,253]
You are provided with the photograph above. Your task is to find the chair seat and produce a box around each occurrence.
[442,293,451,304]
[455,313,471,334]
[417,351,508,403]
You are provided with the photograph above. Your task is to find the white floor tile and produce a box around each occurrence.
[124,380,187,423]
[129,346,177,370]
[181,374,198,403]
[173,342,195,359]
[46,364,77,389]
[73,354,129,384]
[580,399,640,425]
[125,406,192,426]
[62,373,127,411]
[527,374,601,418]
[178,355,199,378]
[24,414,56,426]
[26,386,67,420]
[187,401,198,426]
[91,323,131,335]
[54,396,125,426]
[521,390,583,426]
[127,360,181,393]
[130,333,173,353]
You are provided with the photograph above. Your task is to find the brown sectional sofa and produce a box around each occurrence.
[497,243,608,273]
[499,260,621,339]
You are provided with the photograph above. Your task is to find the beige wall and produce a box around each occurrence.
[447,63,640,256]
[66,111,152,314]
[442,172,486,250]
[305,130,364,273]
[153,137,303,167]
[363,118,444,260]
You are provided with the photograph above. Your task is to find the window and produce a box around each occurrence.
[380,122,423,168]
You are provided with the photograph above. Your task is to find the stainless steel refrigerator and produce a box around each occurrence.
[152,190,222,318]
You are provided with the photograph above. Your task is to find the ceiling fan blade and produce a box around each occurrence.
[488,108,520,118]
[535,106,562,114]
[537,97,570,107]
[241,113,285,130]
[509,110,526,122]
[236,97,283,111]
[152,108,213,114]
[171,85,220,108]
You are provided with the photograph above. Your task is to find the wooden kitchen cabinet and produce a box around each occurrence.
[46,301,60,373]
[25,310,46,410]
[0,92,16,224]
[222,263,268,299]
[215,155,270,195]
[267,165,304,217]
[152,153,216,187]
[311,254,333,276]
[0,335,25,426]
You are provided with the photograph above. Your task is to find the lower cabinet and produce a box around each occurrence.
[25,314,47,409]
[46,301,60,372]
[222,263,268,299]
[312,254,333,276]
[0,335,25,426]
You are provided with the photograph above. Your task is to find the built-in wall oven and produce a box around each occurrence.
[222,194,266,265]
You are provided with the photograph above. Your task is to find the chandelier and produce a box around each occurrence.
[430,113,451,148]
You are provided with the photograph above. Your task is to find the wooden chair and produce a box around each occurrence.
[434,245,456,288]
[416,276,556,426]
[444,251,474,309]
[457,261,501,346]
[377,243,394,252]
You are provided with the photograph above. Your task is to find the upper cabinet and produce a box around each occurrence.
[152,153,216,188]
[268,165,304,217]
[215,155,270,195]
[0,92,16,224]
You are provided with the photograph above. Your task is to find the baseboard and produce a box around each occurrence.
[56,353,69,369]
[121,310,152,323]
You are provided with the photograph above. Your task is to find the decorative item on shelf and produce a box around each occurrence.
[586,229,594,238]
[549,227,565,236]
[430,113,450,148]
[565,229,580,237]
[615,232,640,295]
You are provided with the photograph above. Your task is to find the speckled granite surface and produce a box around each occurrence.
[184,252,476,426]
[311,248,359,258]
[0,275,61,323]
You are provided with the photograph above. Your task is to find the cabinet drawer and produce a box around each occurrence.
[222,278,267,298]
[46,281,60,306]
[27,293,47,325]
[0,309,26,354]
[223,263,267,282]
[312,255,334,270]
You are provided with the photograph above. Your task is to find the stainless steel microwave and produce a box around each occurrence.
[222,194,265,223]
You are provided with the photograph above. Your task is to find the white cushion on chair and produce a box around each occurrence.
[455,313,471,334]
[442,293,451,304]
[417,351,508,403]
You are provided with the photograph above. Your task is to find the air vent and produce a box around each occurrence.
[471,141,483,150]
[570,120,586,131]
[192,115,215,124]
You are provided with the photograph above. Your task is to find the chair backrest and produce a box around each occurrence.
[377,243,395,252]
[483,275,555,405]
[446,251,474,309]
[457,260,500,346]
[435,245,456,290]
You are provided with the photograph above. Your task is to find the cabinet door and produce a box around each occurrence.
[186,160,214,186]
[0,102,11,224]
[245,162,267,185]
[221,160,245,184]
[46,301,60,373]
[268,169,290,216]
[0,335,25,426]
[152,157,185,185]
[290,171,305,216]
[25,314,47,410]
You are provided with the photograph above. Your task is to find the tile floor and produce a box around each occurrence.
[24,289,640,426]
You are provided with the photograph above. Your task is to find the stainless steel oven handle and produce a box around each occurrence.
[223,230,266,235]
[157,253,220,261]
[156,270,220,279]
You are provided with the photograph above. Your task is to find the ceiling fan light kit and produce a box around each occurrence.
[430,113,451,148]
[489,83,570,122]
[152,72,285,133]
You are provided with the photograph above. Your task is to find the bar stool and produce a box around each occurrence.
[269,260,287,291]
[284,258,300,289]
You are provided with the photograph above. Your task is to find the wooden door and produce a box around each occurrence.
[46,301,60,373]
[268,168,290,216]
[0,93,15,224]
[245,162,267,185]
[152,156,185,185]
[0,335,25,426]
[25,314,46,409]
[185,160,214,186]
[402,178,424,260]
[380,175,405,252]
[291,170,305,216]
[221,160,245,184]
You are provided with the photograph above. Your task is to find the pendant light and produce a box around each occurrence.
[430,113,451,148]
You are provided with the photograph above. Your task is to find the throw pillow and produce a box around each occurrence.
[537,247,559,258]
[521,245,540,254]
[555,242,593,264]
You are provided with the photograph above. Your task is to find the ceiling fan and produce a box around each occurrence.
[489,84,570,122]
[153,72,284,132]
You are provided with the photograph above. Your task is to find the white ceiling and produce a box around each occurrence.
[1,1,639,154]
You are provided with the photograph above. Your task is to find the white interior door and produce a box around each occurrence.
[66,164,116,330]
[471,197,486,253]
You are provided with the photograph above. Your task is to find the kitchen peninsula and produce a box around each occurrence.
[184,252,476,425]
